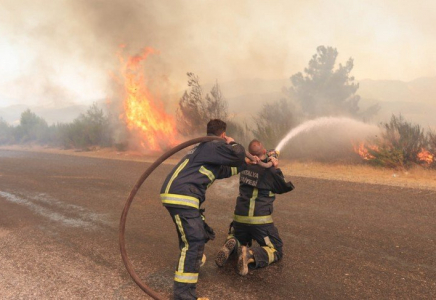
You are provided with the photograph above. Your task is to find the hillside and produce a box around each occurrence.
[1,77,435,128]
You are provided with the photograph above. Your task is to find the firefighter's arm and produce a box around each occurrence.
[204,140,246,167]
[216,164,246,179]
[268,168,295,194]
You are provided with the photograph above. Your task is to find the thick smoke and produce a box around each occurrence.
[2,0,436,107]
[1,0,435,148]
[0,0,311,109]
[1,0,173,106]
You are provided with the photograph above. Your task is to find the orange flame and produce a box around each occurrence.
[417,148,434,165]
[353,142,378,160]
[118,47,177,151]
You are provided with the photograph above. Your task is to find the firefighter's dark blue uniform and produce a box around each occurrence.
[161,136,245,299]
[230,161,294,268]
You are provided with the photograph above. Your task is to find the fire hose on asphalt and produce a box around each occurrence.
[119,136,273,299]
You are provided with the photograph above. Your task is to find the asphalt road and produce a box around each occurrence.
[0,149,435,299]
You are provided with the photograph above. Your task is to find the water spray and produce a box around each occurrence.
[276,116,375,151]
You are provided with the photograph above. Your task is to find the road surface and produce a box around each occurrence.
[0,149,435,299]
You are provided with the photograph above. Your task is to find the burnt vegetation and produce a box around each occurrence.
[1,45,435,169]
[363,115,435,169]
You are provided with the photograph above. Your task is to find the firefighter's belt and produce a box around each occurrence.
[233,214,273,224]
[161,193,200,209]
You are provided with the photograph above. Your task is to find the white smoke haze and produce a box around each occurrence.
[1,0,435,137]
[2,0,436,100]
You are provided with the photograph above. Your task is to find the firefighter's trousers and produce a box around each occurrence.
[167,207,207,300]
[232,221,283,268]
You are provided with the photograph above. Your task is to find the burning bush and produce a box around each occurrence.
[355,114,432,169]
[364,144,405,169]
[425,131,436,169]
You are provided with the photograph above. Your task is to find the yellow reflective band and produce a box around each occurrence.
[233,214,273,224]
[165,159,189,194]
[269,191,275,197]
[262,246,277,264]
[231,167,238,176]
[199,165,215,186]
[161,193,200,209]
[174,271,199,283]
[175,215,189,272]
[248,188,258,217]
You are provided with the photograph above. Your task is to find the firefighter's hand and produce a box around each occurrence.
[269,157,279,168]
[245,155,260,165]
[224,136,235,144]
[252,155,260,164]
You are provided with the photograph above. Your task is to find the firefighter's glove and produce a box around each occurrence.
[203,221,216,241]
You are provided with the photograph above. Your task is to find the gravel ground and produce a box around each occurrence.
[0,149,435,299]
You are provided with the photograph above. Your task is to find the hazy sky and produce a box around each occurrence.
[1,0,435,107]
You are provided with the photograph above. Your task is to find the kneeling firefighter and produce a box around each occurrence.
[215,139,295,275]
[161,119,246,300]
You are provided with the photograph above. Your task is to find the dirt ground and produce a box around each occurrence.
[0,146,435,299]
[3,145,436,191]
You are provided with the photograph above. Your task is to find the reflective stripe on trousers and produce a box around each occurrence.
[233,214,273,224]
[166,207,206,291]
[161,193,200,209]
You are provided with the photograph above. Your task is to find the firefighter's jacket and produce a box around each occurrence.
[233,163,294,225]
[160,138,246,210]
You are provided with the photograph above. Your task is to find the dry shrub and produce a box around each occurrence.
[251,99,299,149]
[427,131,436,169]
[176,73,228,136]
[368,115,426,169]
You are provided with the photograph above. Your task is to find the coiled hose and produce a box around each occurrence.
[119,136,272,299]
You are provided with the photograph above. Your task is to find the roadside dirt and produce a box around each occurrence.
[1,148,435,299]
[2,145,435,191]
[0,150,436,300]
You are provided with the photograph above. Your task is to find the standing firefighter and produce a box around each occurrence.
[215,139,294,275]
[161,119,246,300]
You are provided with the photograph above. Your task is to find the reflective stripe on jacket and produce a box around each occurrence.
[160,137,245,209]
[233,162,294,224]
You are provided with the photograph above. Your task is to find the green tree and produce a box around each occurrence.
[290,46,379,119]
[0,117,13,144]
[57,103,112,149]
[16,109,49,143]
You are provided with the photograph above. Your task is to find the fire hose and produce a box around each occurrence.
[119,136,273,299]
